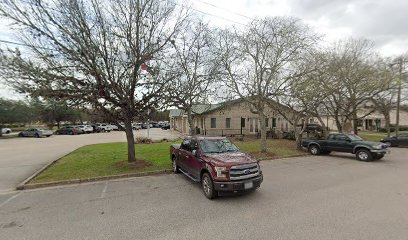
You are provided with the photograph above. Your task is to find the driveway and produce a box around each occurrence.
[1,148,407,240]
[0,129,181,192]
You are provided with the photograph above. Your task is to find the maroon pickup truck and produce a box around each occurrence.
[170,136,263,199]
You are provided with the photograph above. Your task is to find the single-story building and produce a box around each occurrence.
[169,99,302,136]
[319,103,408,132]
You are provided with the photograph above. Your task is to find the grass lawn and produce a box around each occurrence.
[32,141,179,184]
[358,131,408,142]
[358,132,387,142]
[234,139,304,160]
[32,138,303,184]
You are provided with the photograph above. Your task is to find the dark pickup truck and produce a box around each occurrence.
[170,136,263,199]
[302,133,390,161]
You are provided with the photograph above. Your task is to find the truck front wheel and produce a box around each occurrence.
[202,172,217,199]
[309,145,320,155]
[356,149,372,161]
[172,156,180,173]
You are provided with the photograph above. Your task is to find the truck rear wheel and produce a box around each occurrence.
[309,145,320,155]
[202,172,217,199]
[356,149,372,161]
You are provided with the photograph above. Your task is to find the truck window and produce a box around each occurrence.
[190,139,198,151]
[335,135,347,141]
[181,139,191,151]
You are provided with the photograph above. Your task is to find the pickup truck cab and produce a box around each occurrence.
[302,133,390,161]
[170,136,263,199]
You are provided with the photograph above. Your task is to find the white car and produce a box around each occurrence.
[96,124,112,132]
[1,128,12,134]
[109,124,119,131]
[77,125,93,133]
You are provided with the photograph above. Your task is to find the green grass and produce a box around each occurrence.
[358,132,387,142]
[32,138,303,184]
[234,139,304,160]
[32,141,179,183]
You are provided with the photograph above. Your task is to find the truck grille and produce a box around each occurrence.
[229,163,259,181]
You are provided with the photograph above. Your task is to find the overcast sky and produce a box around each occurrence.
[1,0,407,99]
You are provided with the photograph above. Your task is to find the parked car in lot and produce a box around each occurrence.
[76,125,93,134]
[1,128,12,134]
[381,133,408,147]
[19,128,53,137]
[132,123,142,130]
[161,123,170,130]
[170,136,263,199]
[90,124,102,133]
[297,123,323,132]
[302,133,390,161]
[109,124,119,131]
[55,126,82,135]
[96,124,112,132]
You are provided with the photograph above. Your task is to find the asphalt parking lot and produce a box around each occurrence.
[0,129,181,192]
[1,148,407,240]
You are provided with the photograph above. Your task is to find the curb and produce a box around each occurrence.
[259,153,309,161]
[16,151,309,190]
[18,169,173,190]
[16,153,67,190]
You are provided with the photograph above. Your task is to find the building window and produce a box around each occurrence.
[226,118,231,128]
[272,118,277,127]
[211,118,216,128]
[265,118,269,127]
[241,118,245,128]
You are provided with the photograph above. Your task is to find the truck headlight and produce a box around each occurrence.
[373,144,383,150]
[214,167,227,178]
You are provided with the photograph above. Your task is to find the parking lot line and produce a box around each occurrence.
[100,182,108,199]
[0,192,22,209]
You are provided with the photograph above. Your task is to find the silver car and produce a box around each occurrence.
[18,128,53,138]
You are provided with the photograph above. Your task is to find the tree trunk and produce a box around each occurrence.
[124,118,136,163]
[57,121,60,129]
[315,116,328,138]
[335,118,343,133]
[259,113,267,153]
[384,111,391,137]
[186,108,195,135]
[352,110,358,135]
[295,116,308,150]
[0,126,3,137]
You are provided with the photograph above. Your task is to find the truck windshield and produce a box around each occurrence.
[199,139,239,153]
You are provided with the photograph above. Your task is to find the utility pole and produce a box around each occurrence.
[396,58,403,137]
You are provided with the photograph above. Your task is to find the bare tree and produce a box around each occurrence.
[316,38,387,133]
[0,0,189,162]
[273,52,332,149]
[371,57,407,137]
[165,20,219,135]
[216,17,317,152]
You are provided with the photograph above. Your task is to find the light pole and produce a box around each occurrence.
[390,57,406,137]
[396,58,402,137]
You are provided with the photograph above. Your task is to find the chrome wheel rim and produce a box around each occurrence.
[358,151,368,160]
[203,176,211,195]
[310,147,318,154]
[172,160,177,172]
